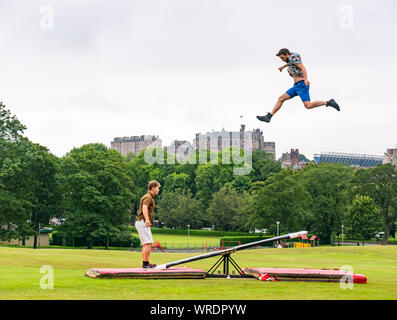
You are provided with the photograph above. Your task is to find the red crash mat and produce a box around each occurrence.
[243,267,367,283]
[85,266,206,279]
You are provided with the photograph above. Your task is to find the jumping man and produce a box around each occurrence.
[135,180,160,269]
[257,48,340,123]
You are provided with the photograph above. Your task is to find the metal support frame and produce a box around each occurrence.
[206,251,246,278]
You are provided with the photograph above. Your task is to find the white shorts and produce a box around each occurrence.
[135,220,153,245]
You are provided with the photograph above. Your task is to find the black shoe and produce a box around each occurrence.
[142,263,157,269]
[256,113,272,123]
[326,99,340,111]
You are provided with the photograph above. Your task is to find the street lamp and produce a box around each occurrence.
[341,225,344,246]
[187,225,190,250]
[276,221,280,246]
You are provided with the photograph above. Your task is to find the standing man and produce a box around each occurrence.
[135,180,160,269]
[257,48,340,123]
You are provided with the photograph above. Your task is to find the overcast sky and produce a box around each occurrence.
[1,0,396,159]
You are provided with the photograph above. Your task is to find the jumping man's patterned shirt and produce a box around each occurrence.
[287,52,304,78]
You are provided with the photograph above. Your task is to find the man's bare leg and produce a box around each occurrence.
[270,93,292,115]
[142,243,152,262]
[257,93,291,122]
[304,99,340,111]
[303,100,327,109]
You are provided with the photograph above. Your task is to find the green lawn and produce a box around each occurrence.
[1,246,396,300]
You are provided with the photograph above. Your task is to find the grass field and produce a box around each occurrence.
[1,245,397,300]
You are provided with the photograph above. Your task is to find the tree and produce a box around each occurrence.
[162,172,191,194]
[231,175,252,193]
[127,153,153,214]
[1,103,59,247]
[156,190,203,229]
[344,195,381,245]
[174,163,198,196]
[301,163,354,244]
[0,139,34,242]
[125,152,136,162]
[298,154,310,162]
[353,164,397,244]
[207,185,252,232]
[250,150,282,182]
[0,101,27,142]
[195,164,221,209]
[248,168,311,235]
[58,143,135,249]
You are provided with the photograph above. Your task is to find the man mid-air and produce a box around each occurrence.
[257,48,340,123]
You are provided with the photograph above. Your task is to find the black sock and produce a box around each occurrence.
[143,261,149,265]
[267,113,273,118]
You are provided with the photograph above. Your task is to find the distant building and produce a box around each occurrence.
[281,149,299,167]
[313,152,383,168]
[165,140,194,158]
[111,135,162,157]
[0,228,52,247]
[383,148,397,166]
[193,125,276,159]
[281,149,308,169]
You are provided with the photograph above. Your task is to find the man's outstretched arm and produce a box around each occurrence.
[278,64,288,72]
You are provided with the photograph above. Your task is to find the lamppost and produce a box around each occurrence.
[276,221,280,246]
[341,224,344,246]
[187,225,190,250]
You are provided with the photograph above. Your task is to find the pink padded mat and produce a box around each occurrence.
[243,267,367,283]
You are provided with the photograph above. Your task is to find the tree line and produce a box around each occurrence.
[1,103,397,247]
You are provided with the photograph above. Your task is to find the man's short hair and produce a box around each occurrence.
[276,48,291,56]
[148,180,160,190]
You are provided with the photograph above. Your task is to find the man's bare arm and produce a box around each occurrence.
[297,63,309,85]
[279,64,288,72]
[142,204,151,227]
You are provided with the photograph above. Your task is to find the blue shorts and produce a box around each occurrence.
[286,80,311,102]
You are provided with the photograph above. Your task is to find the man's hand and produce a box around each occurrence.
[145,220,151,228]
[278,64,288,72]
[305,79,310,86]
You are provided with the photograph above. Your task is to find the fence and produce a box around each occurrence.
[151,241,220,251]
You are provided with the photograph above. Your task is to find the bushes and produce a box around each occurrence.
[51,232,86,246]
[51,230,140,248]
[109,232,141,248]
[387,238,397,245]
[219,235,274,247]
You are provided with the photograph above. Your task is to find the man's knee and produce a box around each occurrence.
[304,101,312,109]
[278,95,287,102]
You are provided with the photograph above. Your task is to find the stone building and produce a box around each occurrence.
[383,148,397,166]
[165,140,194,158]
[281,149,300,168]
[111,135,162,157]
[193,125,275,158]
